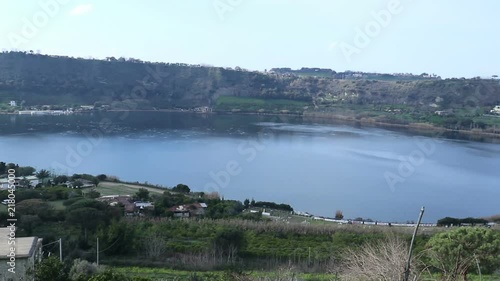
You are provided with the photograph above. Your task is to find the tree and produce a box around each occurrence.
[96,220,136,256]
[20,215,41,236]
[91,177,100,186]
[335,210,344,220]
[18,177,32,188]
[73,180,84,188]
[142,232,167,259]
[40,186,70,201]
[66,207,106,238]
[172,183,190,193]
[243,198,250,208]
[425,227,500,280]
[135,188,150,201]
[53,175,69,185]
[36,169,51,184]
[87,190,101,199]
[437,217,487,227]
[213,228,246,263]
[0,162,6,174]
[6,163,17,173]
[18,166,36,176]
[205,200,244,219]
[35,256,69,281]
[17,199,53,217]
[251,201,293,212]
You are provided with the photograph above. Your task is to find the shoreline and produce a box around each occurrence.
[2,109,500,140]
[302,112,500,140]
[213,110,500,140]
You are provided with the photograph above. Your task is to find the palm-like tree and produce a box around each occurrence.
[36,169,50,186]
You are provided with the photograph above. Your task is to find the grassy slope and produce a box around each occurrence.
[96,181,167,196]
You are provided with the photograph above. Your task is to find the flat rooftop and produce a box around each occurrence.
[0,228,39,259]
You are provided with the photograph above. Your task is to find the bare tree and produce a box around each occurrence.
[142,233,166,259]
[339,235,426,281]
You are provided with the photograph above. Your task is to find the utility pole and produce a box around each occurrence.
[59,238,62,262]
[404,206,425,281]
[96,237,99,266]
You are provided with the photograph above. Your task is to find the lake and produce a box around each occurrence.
[0,112,499,222]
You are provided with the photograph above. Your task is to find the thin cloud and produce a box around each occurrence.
[69,4,93,16]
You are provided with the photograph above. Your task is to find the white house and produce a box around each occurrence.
[134,201,154,209]
[0,178,10,189]
[490,105,500,114]
[24,176,40,186]
[9,101,16,106]
[0,176,40,189]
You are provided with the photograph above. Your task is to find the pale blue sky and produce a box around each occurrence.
[0,0,499,78]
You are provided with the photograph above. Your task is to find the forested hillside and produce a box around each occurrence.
[1,51,499,112]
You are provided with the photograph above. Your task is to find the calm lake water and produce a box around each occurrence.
[0,112,499,222]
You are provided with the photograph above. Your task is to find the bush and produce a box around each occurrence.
[87,269,150,281]
[66,198,106,212]
[425,227,500,278]
[340,235,422,281]
[87,190,101,199]
[69,259,100,281]
[40,186,71,201]
[35,256,69,281]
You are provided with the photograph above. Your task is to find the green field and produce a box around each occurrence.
[47,200,66,210]
[110,267,500,281]
[112,267,337,281]
[94,181,167,196]
[215,96,310,113]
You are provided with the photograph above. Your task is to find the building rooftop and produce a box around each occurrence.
[0,228,40,259]
[170,203,208,212]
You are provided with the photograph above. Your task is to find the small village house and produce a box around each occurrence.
[490,105,500,114]
[64,179,96,189]
[0,176,39,189]
[170,203,207,218]
[97,195,154,216]
[0,178,10,189]
[434,110,453,116]
[97,195,135,215]
[0,227,43,281]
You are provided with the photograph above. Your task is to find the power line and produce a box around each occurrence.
[42,238,62,261]
[79,233,123,254]
[41,240,60,247]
